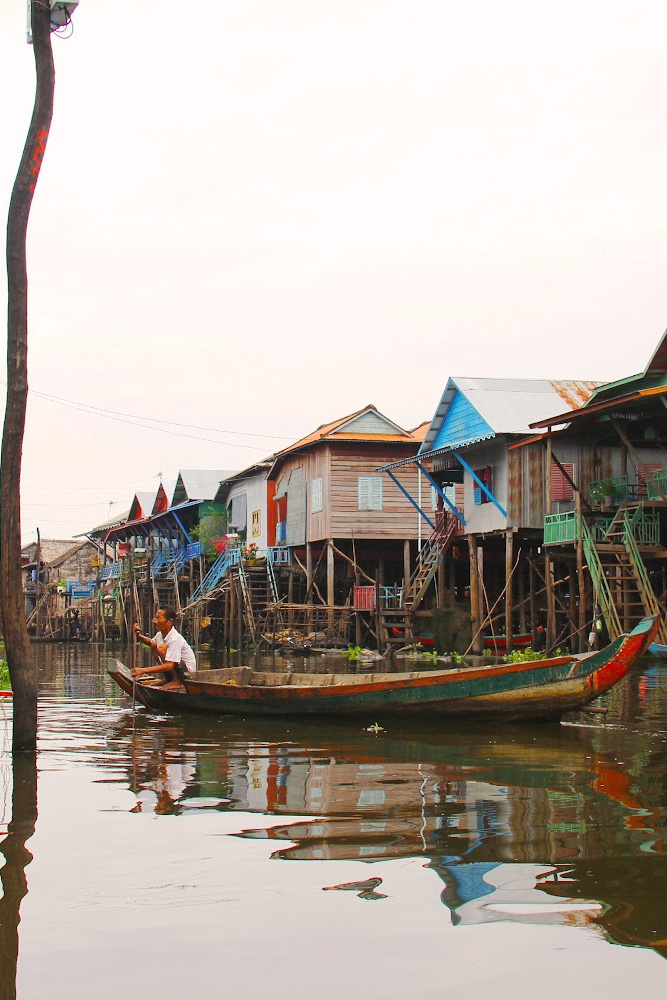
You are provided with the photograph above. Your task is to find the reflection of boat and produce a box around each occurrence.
[107,615,659,722]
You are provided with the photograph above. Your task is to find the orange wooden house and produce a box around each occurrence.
[268,405,428,606]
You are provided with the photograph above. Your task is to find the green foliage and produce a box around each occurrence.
[503,647,562,663]
[345,645,364,661]
[0,660,11,691]
[408,648,439,662]
[450,651,464,664]
[192,511,228,561]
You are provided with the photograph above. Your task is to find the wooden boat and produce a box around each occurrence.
[0,690,12,699]
[648,641,667,659]
[483,633,533,652]
[106,614,659,723]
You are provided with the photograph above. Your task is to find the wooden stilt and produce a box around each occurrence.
[468,535,482,654]
[327,540,335,631]
[545,551,556,649]
[505,528,513,654]
[518,563,526,633]
[529,555,537,635]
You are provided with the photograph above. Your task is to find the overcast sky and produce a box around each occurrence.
[2,1,667,544]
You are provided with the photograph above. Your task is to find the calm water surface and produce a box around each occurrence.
[1,644,667,999]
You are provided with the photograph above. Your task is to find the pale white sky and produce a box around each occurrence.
[2,1,667,544]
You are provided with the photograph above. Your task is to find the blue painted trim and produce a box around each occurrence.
[452,450,507,518]
[171,512,191,544]
[385,470,435,530]
[416,462,466,526]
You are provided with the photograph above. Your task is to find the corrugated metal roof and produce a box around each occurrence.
[421,377,599,454]
[172,470,237,503]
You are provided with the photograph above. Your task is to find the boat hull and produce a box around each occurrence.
[107,615,658,723]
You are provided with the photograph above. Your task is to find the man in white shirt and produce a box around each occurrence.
[132,607,197,689]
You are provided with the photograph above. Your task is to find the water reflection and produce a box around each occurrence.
[0,753,38,1000]
[107,708,667,960]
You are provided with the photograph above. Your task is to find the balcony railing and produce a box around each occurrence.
[646,468,667,500]
[544,510,659,545]
[99,563,120,581]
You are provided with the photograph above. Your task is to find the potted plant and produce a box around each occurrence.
[590,478,615,506]
[241,542,264,566]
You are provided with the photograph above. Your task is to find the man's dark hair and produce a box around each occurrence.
[161,607,177,623]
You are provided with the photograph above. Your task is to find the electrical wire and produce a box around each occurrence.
[0,380,293,443]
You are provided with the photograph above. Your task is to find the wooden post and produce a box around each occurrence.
[306,542,313,629]
[327,540,335,630]
[575,492,587,653]
[34,528,41,639]
[437,559,446,609]
[529,555,537,635]
[477,543,485,643]
[545,551,556,649]
[518,564,526,633]
[0,2,55,750]
[505,528,513,653]
[229,572,236,647]
[306,543,313,602]
[568,566,577,648]
[468,535,482,654]
[403,540,410,596]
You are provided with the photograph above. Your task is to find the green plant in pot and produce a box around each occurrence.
[590,478,615,505]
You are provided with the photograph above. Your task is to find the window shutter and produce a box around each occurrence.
[311,477,323,513]
[473,467,492,505]
[551,463,575,501]
[358,476,383,510]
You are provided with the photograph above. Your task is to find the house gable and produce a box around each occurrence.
[430,389,494,453]
[333,409,409,438]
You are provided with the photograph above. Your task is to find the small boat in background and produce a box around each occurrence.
[649,641,667,659]
[483,633,533,652]
[107,615,659,724]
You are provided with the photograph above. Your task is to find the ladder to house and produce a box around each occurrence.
[403,511,459,612]
[583,505,667,644]
[237,561,279,644]
[377,608,416,653]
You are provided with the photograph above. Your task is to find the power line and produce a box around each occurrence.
[0,381,295,449]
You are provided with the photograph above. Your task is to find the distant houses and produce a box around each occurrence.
[25,330,667,653]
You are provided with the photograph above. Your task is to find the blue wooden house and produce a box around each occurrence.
[381,377,598,651]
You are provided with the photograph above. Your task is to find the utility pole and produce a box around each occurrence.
[1,4,59,750]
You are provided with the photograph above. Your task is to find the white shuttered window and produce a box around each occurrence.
[311,477,323,513]
[358,476,383,510]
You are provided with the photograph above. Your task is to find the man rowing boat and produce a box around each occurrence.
[132,607,196,690]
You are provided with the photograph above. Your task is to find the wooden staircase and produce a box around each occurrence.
[404,511,459,612]
[583,503,667,645]
[378,510,459,654]
[238,561,281,644]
